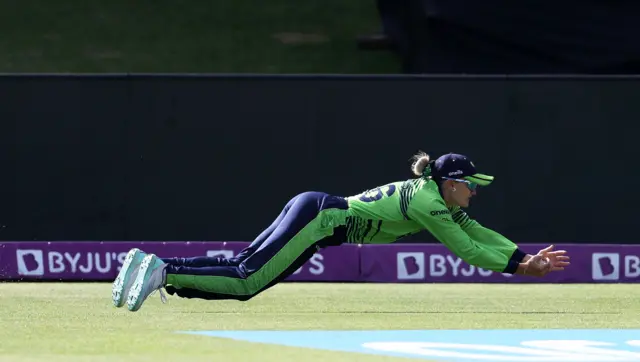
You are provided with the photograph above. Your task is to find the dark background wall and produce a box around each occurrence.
[0,75,638,244]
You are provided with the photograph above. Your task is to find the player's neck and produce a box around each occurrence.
[441,190,455,208]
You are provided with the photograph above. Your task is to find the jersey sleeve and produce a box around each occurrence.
[450,207,528,263]
[406,193,521,274]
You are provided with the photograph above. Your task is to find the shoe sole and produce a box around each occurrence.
[112,248,143,308]
[126,254,156,312]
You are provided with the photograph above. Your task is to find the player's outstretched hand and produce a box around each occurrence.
[537,244,570,272]
[523,254,552,277]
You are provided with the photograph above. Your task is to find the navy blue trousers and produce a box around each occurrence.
[162,191,347,301]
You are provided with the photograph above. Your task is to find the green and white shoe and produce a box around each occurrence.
[126,254,168,312]
[112,248,146,308]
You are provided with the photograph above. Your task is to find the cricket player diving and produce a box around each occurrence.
[112,151,571,312]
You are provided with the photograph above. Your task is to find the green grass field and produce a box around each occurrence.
[0,0,399,74]
[1,283,638,361]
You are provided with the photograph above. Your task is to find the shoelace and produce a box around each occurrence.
[153,265,168,304]
[149,288,168,304]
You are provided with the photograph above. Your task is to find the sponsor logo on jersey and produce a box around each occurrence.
[430,209,450,216]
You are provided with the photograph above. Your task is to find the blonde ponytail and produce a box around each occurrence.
[411,151,431,177]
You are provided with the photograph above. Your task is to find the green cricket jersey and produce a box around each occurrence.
[343,177,522,273]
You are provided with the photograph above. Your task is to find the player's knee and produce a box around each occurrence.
[236,294,255,302]
[235,282,264,302]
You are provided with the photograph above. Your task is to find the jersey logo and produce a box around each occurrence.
[429,209,450,216]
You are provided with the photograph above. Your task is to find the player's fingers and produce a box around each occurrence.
[551,266,565,272]
[539,245,555,253]
[547,255,569,264]
[548,250,568,256]
[554,255,570,261]
[553,261,571,267]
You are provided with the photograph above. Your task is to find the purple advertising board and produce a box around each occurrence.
[360,243,640,283]
[0,241,360,282]
[0,241,639,283]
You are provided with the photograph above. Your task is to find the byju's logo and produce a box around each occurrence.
[16,249,44,276]
[592,253,620,280]
[397,252,425,280]
[206,250,235,259]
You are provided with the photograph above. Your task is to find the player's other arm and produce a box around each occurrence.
[450,207,530,264]
[450,207,569,275]
[407,196,524,275]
